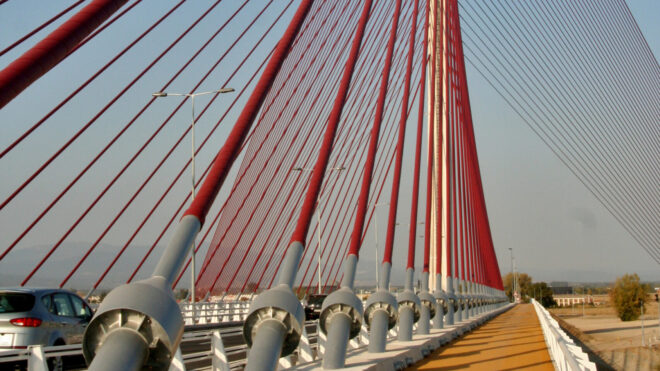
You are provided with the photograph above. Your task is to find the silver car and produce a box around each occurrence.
[0,288,93,350]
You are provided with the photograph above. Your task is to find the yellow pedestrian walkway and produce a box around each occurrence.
[409,304,554,370]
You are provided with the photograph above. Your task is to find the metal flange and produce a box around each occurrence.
[242,284,304,357]
[82,276,183,369]
[396,290,421,323]
[418,291,436,318]
[364,289,398,330]
[433,290,448,315]
[446,291,458,312]
[319,287,363,339]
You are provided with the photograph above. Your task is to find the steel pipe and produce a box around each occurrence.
[368,310,390,353]
[322,312,352,369]
[88,329,148,371]
[245,320,287,371]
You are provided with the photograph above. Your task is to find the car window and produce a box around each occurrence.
[41,295,56,314]
[52,293,74,317]
[0,292,35,313]
[70,294,92,318]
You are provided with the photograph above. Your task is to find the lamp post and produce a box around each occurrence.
[292,165,345,294]
[508,248,513,302]
[153,87,234,305]
[373,202,389,285]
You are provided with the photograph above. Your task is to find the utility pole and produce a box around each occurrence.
[508,248,513,302]
[640,299,645,347]
[152,87,234,306]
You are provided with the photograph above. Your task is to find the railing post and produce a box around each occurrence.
[211,330,229,371]
[27,345,48,371]
[298,324,314,363]
[168,347,185,371]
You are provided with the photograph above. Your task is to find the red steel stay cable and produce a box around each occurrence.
[217,0,365,295]
[0,0,129,108]
[407,0,425,272]
[192,0,344,288]
[0,0,144,160]
[184,0,314,226]
[383,0,417,267]
[25,0,282,286]
[0,0,85,58]
[286,0,373,258]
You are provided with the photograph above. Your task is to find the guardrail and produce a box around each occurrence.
[179,301,250,325]
[531,299,596,371]
[0,343,82,371]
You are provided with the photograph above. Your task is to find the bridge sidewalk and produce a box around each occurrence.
[409,304,554,370]
[293,304,514,371]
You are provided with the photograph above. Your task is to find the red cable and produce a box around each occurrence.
[0,0,145,160]
[0,0,129,108]
[382,0,416,266]
[183,0,314,226]
[0,1,85,58]
[346,0,400,262]
[193,0,336,286]
[19,0,265,283]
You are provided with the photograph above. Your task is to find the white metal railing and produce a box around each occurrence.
[0,343,82,371]
[531,299,596,371]
[179,301,250,325]
[1,301,502,370]
[0,323,320,370]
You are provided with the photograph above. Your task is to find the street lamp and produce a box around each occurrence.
[291,165,345,293]
[153,87,234,305]
[372,202,389,284]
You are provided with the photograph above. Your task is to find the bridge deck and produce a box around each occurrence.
[410,304,554,370]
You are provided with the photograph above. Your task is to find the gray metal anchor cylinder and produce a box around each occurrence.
[364,289,398,353]
[88,329,148,371]
[446,291,457,325]
[83,276,184,370]
[397,305,414,341]
[246,320,288,371]
[417,291,435,335]
[322,313,352,369]
[432,289,447,329]
[242,283,304,370]
[396,290,420,341]
[456,293,463,322]
[368,309,390,353]
[319,285,363,370]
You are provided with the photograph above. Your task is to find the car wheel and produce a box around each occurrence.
[47,355,63,371]
[48,340,65,371]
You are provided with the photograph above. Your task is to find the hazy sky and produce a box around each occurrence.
[0,1,657,289]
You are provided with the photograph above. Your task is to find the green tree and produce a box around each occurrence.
[175,288,189,301]
[502,272,533,301]
[530,282,557,308]
[610,273,648,321]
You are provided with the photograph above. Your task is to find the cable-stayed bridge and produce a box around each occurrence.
[0,0,657,369]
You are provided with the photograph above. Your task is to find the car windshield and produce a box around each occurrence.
[308,295,326,305]
[0,292,36,313]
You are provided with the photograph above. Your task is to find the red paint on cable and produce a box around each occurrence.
[383,0,416,267]
[0,1,85,58]
[184,0,314,226]
[0,0,129,108]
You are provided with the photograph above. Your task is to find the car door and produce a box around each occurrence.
[68,294,92,344]
[51,293,78,344]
